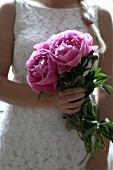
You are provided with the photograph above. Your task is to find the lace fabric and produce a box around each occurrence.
[0,0,99,169]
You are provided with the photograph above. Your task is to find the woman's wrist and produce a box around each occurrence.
[37,92,57,109]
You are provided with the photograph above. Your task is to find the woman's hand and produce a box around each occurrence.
[86,149,108,170]
[51,87,85,114]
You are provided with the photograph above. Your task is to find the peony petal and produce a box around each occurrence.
[37,70,58,85]
[33,41,50,50]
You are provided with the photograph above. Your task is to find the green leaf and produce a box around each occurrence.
[100,125,111,140]
[81,55,87,66]
[95,76,109,82]
[82,104,88,117]
[93,105,98,119]
[57,74,67,89]
[65,120,76,131]
[86,82,95,95]
[94,135,105,151]
[71,76,85,87]
[101,120,113,141]
[83,50,94,68]
[94,79,106,87]
[73,64,84,76]
[94,73,109,79]
[100,84,113,95]
[106,122,113,127]
[84,67,91,72]
[83,126,97,137]
[77,77,86,86]
[108,127,113,141]
[95,68,101,74]
[83,118,98,124]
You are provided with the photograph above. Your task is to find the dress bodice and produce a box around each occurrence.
[13,0,98,83]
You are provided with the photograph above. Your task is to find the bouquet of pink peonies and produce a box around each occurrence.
[26,30,113,162]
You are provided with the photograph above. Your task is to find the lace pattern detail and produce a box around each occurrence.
[0,0,98,169]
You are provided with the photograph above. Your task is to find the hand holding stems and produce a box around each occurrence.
[49,87,85,114]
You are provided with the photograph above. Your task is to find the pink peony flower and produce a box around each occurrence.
[26,46,58,94]
[49,30,98,74]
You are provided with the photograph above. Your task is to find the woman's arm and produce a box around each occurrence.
[86,6,113,170]
[98,6,113,147]
[0,0,44,108]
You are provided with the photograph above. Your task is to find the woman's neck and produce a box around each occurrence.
[32,0,80,8]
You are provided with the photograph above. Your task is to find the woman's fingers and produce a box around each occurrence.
[62,98,85,114]
[59,92,85,104]
[54,87,86,114]
[63,106,82,114]
[59,87,85,97]
[58,87,85,104]
[67,98,85,109]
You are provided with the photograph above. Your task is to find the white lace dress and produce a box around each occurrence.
[0,1,99,170]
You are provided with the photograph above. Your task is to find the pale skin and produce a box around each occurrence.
[0,0,113,170]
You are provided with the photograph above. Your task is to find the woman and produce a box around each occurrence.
[0,0,113,169]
